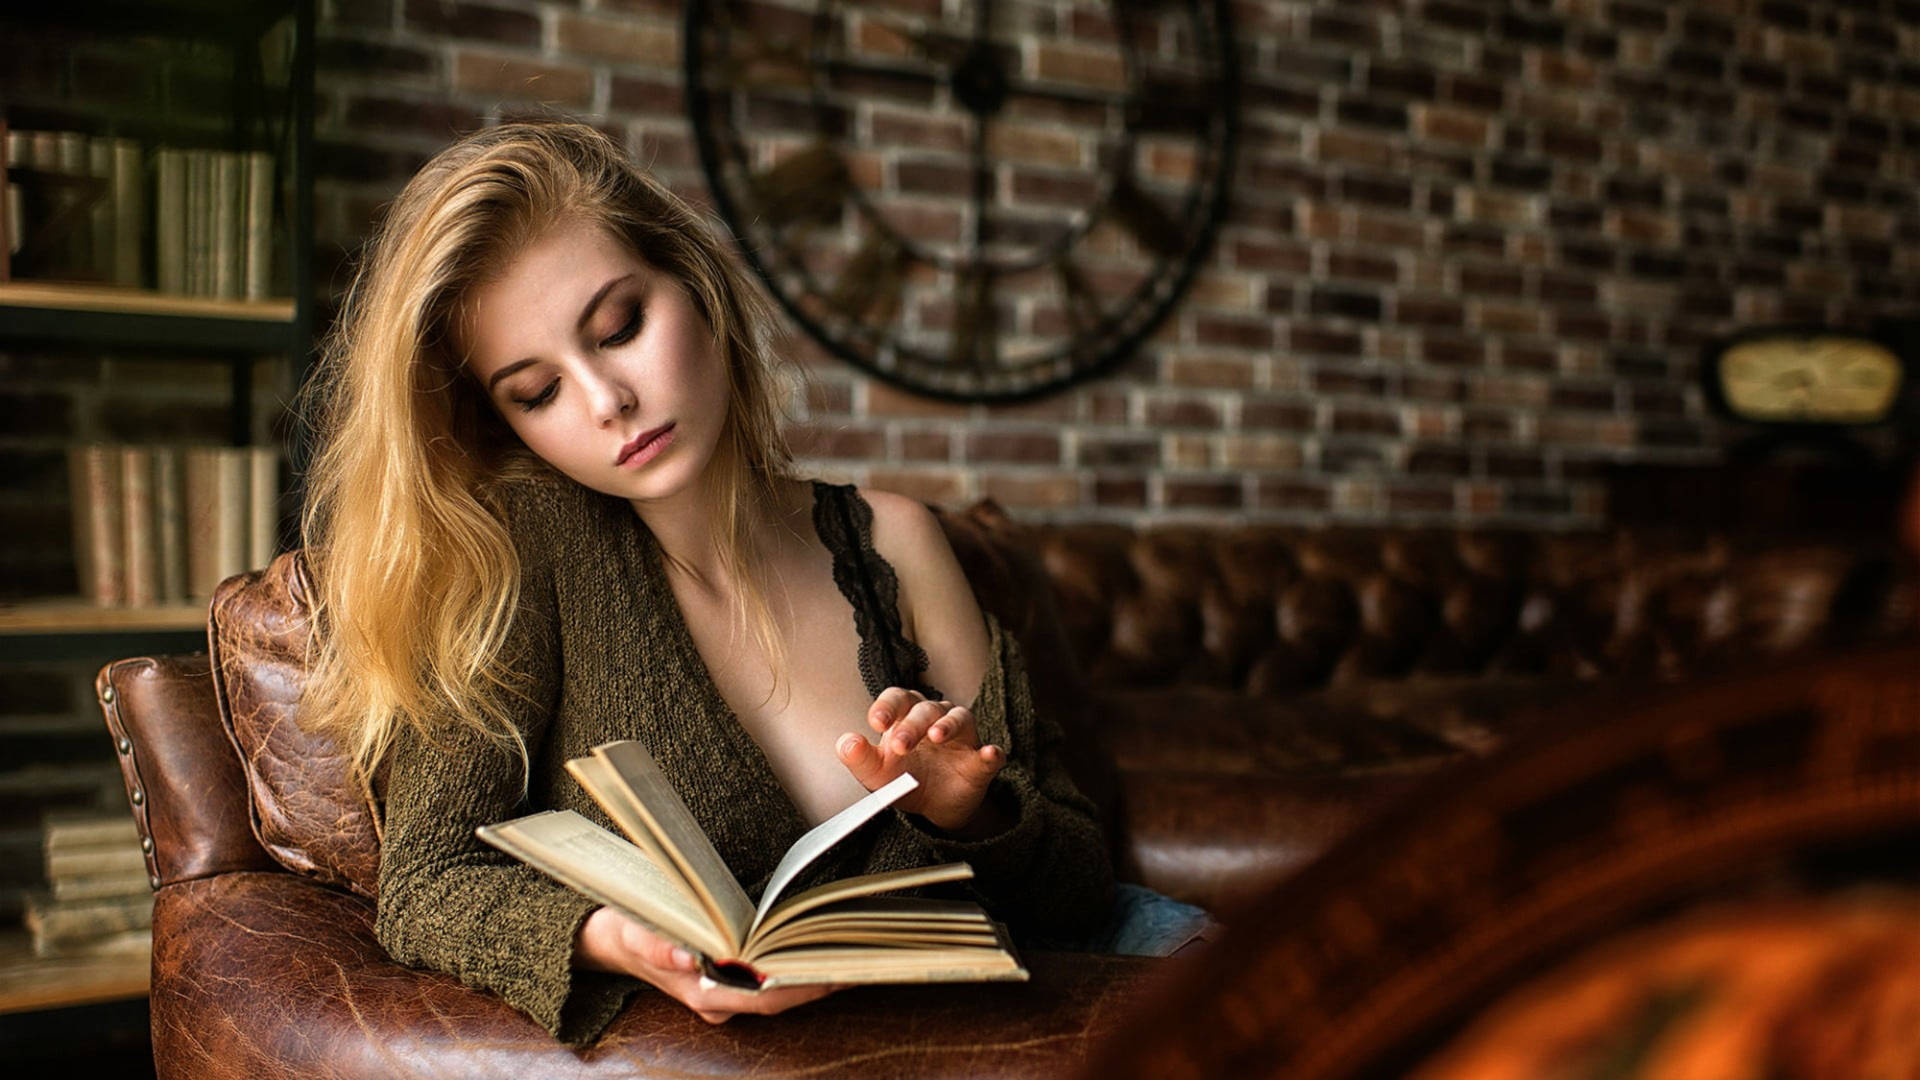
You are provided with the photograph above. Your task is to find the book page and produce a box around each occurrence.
[750,771,921,930]
[749,862,975,949]
[566,756,674,873]
[476,810,733,961]
[590,741,755,948]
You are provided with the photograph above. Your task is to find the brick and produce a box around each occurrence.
[404,0,539,46]
[1289,324,1364,357]
[1192,315,1272,350]
[1414,104,1491,146]
[343,95,482,139]
[1388,485,1454,513]
[1163,477,1243,510]
[1459,264,1526,297]
[986,123,1082,167]
[980,473,1080,509]
[1232,238,1311,274]
[1424,335,1487,367]
[1164,435,1210,469]
[1397,295,1464,328]
[787,421,885,459]
[868,468,966,506]
[1331,405,1400,436]
[1310,287,1384,321]
[1034,42,1125,92]
[1322,443,1390,474]
[1407,446,1470,476]
[1145,397,1222,429]
[552,13,679,65]
[453,52,594,106]
[1326,249,1399,285]
[1311,365,1389,396]
[1076,436,1158,468]
[1220,436,1303,471]
[1315,128,1399,170]
[1368,61,1438,100]
[866,381,972,419]
[897,431,952,462]
[1242,398,1316,432]
[1010,169,1098,207]
[1336,97,1408,131]
[964,430,1060,465]
[1255,477,1332,512]
[1093,474,1147,508]
[609,75,682,115]
[1164,355,1256,390]
[318,38,435,78]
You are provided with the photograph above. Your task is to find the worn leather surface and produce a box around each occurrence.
[1034,525,1915,690]
[150,871,1159,1080]
[1081,643,1920,1080]
[209,550,382,897]
[96,655,276,888]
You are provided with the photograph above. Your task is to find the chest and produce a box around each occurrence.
[666,542,882,826]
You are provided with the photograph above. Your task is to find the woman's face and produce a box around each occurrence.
[462,218,732,506]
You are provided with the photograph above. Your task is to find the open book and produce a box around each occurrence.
[477,739,1027,991]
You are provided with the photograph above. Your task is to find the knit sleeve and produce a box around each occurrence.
[893,612,1116,938]
[373,490,638,1046]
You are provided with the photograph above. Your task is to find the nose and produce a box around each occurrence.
[583,368,637,427]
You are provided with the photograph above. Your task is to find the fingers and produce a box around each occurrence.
[836,731,887,789]
[688,981,841,1024]
[868,687,924,734]
[616,918,700,976]
[927,704,975,747]
[886,698,952,755]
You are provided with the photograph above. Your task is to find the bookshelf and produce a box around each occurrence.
[0,0,316,1031]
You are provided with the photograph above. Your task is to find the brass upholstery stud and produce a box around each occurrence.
[117,736,131,754]
[101,686,115,704]
[130,789,144,806]
[149,875,160,890]
[141,836,153,854]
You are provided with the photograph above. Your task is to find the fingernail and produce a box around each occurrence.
[672,947,694,969]
[837,733,859,755]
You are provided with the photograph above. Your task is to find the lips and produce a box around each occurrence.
[615,423,675,466]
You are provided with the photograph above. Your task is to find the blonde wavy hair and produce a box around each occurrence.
[300,121,795,784]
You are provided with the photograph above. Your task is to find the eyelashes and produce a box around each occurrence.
[509,302,644,413]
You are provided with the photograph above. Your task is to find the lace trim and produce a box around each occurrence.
[811,481,938,700]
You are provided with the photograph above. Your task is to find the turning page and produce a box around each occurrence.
[751,770,920,929]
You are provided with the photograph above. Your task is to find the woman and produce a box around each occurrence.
[300,121,1196,1046]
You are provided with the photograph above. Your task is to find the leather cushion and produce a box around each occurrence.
[209,551,382,897]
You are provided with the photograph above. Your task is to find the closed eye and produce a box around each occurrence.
[601,303,643,348]
[513,378,559,412]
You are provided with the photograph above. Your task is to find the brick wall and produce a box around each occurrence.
[308,0,1920,528]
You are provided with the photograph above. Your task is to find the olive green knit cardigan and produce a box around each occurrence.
[373,474,1115,1045]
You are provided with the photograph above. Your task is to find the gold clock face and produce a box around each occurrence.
[1718,336,1903,424]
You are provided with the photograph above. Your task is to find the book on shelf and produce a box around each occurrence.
[1,130,278,297]
[31,810,152,957]
[67,442,278,608]
[478,739,1027,992]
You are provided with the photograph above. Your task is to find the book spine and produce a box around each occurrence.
[183,447,219,599]
[56,131,88,278]
[215,447,248,586]
[212,151,242,300]
[50,874,153,903]
[111,138,143,287]
[153,445,186,604]
[243,151,273,300]
[155,149,186,295]
[24,894,153,952]
[247,445,278,570]
[119,445,157,608]
[47,846,147,881]
[42,813,141,852]
[88,136,113,282]
[186,150,209,296]
[1,119,14,277]
[68,445,125,607]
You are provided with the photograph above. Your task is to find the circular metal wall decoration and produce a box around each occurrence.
[685,0,1237,402]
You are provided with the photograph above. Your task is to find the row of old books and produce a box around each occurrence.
[23,811,151,959]
[68,444,280,608]
[2,123,275,298]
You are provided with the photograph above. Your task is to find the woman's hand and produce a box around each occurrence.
[836,687,1008,834]
[574,906,839,1024]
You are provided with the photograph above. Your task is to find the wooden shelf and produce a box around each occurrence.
[0,600,206,635]
[0,929,148,1015]
[0,282,295,321]
[0,282,300,353]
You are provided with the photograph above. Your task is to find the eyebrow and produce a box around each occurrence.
[483,272,637,393]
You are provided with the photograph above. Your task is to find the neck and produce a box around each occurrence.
[631,472,809,592]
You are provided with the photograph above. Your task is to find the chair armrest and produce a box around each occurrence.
[97,655,276,888]
[151,872,1161,1080]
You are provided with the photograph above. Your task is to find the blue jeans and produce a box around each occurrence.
[1024,884,1218,957]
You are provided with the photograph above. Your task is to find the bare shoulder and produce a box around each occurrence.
[856,486,988,700]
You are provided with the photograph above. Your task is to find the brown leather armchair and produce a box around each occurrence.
[98,501,1916,1077]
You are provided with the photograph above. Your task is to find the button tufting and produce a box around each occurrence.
[130,789,144,806]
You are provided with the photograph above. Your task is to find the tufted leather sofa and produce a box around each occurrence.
[96,501,1916,1078]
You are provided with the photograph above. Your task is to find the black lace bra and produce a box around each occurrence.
[809,481,941,702]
